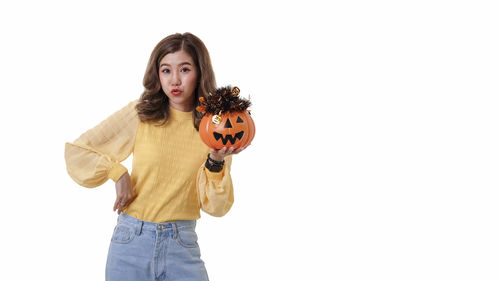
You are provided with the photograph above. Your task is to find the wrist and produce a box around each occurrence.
[206,153,225,172]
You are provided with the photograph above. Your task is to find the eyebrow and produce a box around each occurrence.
[159,62,193,67]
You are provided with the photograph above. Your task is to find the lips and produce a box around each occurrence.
[171,89,182,96]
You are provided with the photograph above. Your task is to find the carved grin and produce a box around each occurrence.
[213,131,244,145]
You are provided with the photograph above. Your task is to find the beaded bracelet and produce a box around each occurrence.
[207,154,225,165]
[205,155,224,172]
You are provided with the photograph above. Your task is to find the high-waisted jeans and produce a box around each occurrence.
[105,212,210,281]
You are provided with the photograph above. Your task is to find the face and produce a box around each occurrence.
[158,50,199,112]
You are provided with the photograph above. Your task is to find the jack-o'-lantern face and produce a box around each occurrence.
[199,111,255,150]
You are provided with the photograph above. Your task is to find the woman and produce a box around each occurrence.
[64,32,244,281]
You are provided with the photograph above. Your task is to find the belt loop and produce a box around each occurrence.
[136,220,143,236]
[172,222,178,239]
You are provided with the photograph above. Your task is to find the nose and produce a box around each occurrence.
[170,71,181,86]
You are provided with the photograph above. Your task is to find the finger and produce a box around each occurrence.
[114,201,123,212]
[117,201,127,214]
[120,197,129,207]
[213,147,225,152]
[228,147,235,154]
[114,197,128,212]
[113,197,121,211]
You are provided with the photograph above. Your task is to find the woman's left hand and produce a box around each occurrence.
[210,146,246,162]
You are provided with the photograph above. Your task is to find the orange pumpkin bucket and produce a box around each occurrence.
[196,86,255,150]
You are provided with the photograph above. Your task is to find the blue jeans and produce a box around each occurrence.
[105,212,210,281]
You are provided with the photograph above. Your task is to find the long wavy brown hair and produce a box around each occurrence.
[135,32,216,129]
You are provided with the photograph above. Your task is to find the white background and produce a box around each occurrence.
[0,0,499,280]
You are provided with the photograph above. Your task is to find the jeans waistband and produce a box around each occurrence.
[117,212,196,236]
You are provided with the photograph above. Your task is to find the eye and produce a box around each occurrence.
[181,67,190,72]
[236,116,244,123]
[161,69,170,73]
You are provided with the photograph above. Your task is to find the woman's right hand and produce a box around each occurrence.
[113,172,136,215]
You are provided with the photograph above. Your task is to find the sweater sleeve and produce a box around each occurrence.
[64,100,140,188]
[196,155,234,217]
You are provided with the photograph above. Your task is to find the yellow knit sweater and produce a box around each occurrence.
[64,100,234,222]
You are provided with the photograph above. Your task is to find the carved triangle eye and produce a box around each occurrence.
[236,116,244,123]
[224,119,232,128]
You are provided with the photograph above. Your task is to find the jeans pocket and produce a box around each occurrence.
[176,227,198,248]
[111,223,136,244]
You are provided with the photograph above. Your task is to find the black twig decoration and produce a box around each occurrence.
[197,85,251,115]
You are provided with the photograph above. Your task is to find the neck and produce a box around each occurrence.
[169,103,193,112]
[168,106,193,121]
